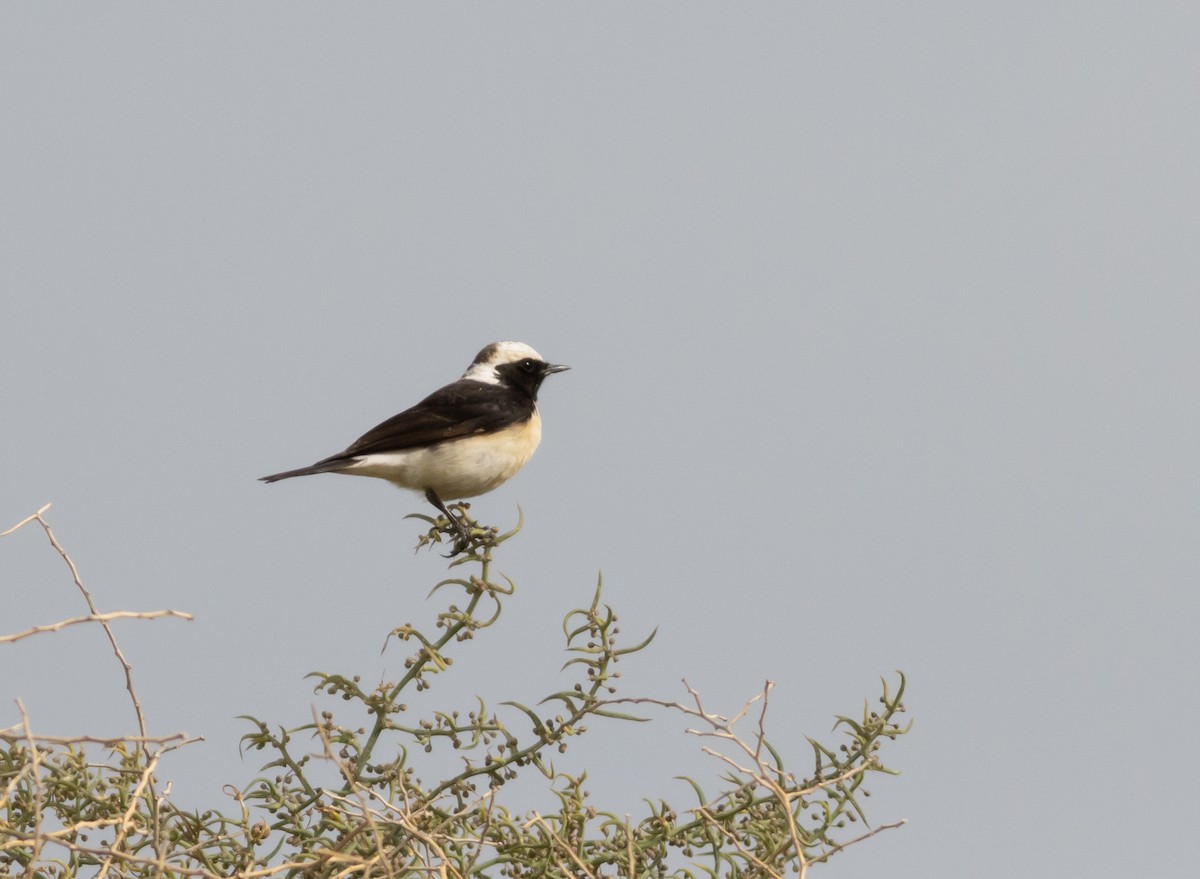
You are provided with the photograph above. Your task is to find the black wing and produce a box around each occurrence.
[318,379,530,464]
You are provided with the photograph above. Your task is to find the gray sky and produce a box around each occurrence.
[3,4,1198,876]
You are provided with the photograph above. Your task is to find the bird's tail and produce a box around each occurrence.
[259,459,350,483]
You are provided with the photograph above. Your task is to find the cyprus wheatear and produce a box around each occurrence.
[261,341,567,551]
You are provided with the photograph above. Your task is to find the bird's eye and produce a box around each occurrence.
[520,359,537,373]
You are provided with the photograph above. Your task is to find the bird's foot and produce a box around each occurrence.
[444,515,473,557]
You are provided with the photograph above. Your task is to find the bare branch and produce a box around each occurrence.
[0,504,52,537]
[29,509,154,740]
[1,609,193,644]
[809,819,909,865]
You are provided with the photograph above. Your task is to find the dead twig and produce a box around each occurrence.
[1,609,193,645]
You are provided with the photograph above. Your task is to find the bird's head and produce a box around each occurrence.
[462,341,569,399]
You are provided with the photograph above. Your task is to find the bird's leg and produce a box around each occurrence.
[425,488,471,555]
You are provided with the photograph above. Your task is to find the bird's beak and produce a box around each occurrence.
[545,363,570,374]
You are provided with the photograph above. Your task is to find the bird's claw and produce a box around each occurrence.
[440,521,473,557]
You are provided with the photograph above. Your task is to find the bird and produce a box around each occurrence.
[260,341,568,552]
